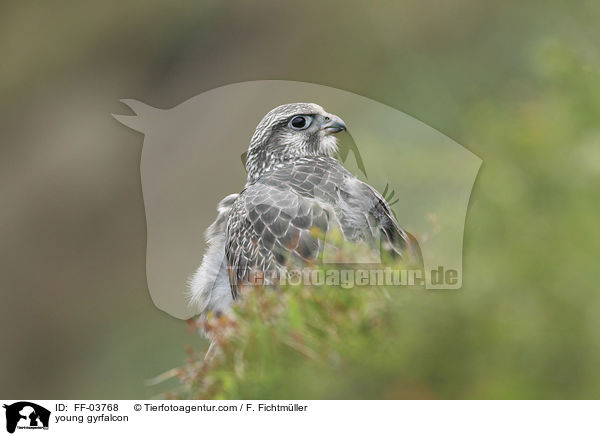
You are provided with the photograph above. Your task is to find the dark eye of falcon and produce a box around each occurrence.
[289,115,312,130]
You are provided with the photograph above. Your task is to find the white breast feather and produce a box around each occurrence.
[187,194,238,316]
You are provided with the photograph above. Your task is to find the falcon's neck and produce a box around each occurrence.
[245,150,336,186]
[245,148,299,185]
[245,136,338,185]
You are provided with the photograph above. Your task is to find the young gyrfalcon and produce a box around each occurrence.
[189,103,421,316]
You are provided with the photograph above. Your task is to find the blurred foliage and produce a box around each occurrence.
[175,279,406,399]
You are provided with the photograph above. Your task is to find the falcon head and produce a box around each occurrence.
[245,103,347,183]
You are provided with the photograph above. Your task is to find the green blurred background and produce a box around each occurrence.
[1,0,599,399]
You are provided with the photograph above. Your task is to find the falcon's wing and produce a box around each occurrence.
[324,171,422,267]
[361,182,423,267]
[225,182,332,298]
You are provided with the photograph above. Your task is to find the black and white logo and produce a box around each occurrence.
[3,402,50,434]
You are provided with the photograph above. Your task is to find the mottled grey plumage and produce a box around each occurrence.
[189,103,420,315]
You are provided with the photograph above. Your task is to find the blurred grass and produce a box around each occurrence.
[1,0,599,398]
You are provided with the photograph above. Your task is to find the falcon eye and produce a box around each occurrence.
[289,115,312,130]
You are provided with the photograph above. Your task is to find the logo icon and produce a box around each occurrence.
[3,402,50,434]
[113,80,481,318]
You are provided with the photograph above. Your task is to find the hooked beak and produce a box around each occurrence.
[322,114,347,134]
